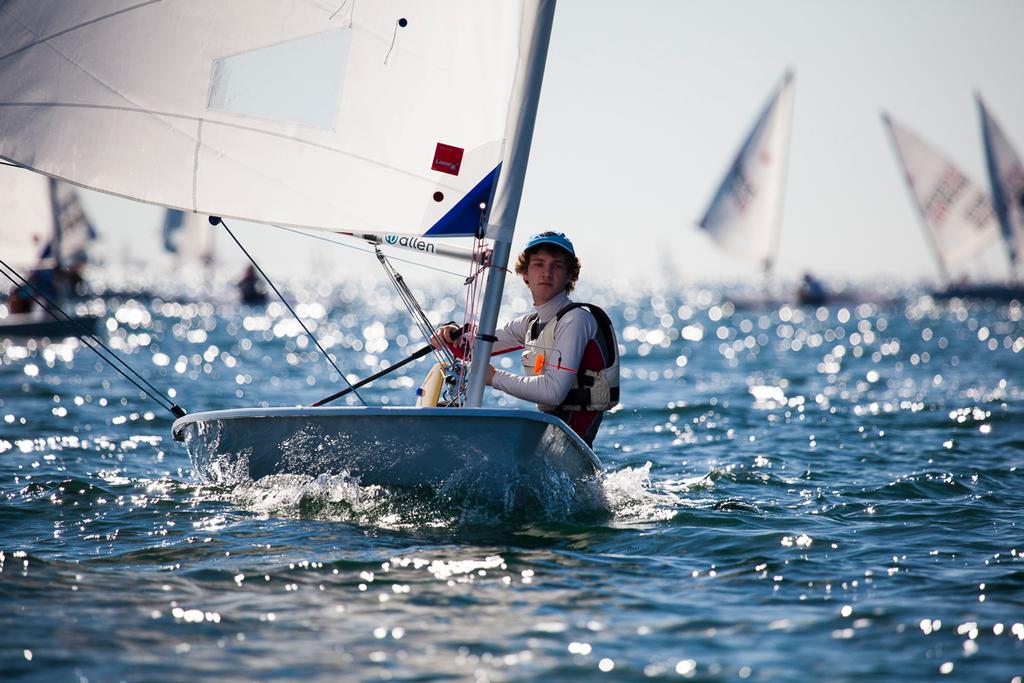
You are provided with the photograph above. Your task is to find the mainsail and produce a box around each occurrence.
[881,112,1002,279]
[0,0,555,409]
[0,1,527,240]
[977,95,1024,275]
[698,71,794,272]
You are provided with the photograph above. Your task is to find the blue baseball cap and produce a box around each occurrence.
[524,231,575,256]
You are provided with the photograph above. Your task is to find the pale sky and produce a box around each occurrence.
[80,0,1024,288]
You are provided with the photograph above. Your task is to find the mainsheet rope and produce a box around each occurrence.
[215,217,367,406]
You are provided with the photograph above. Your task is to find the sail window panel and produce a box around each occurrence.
[207,30,351,129]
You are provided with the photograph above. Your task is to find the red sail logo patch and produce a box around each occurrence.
[431,142,464,176]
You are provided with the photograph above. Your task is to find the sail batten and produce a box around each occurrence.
[0,1,527,238]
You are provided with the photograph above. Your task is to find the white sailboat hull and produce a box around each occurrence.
[173,407,603,505]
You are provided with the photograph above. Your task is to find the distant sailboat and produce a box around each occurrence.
[881,112,1003,281]
[0,162,99,337]
[882,107,1024,301]
[699,70,794,276]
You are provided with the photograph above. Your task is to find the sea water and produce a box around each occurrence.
[1,282,1022,681]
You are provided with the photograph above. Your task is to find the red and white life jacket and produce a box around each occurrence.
[520,302,620,414]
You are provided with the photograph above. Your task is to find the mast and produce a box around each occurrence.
[465,0,556,408]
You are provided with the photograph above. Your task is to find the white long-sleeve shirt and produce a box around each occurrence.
[489,291,598,409]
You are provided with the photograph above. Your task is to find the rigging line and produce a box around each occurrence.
[384,262,434,357]
[0,260,184,417]
[268,224,467,278]
[215,217,366,406]
[375,247,454,368]
[381,250,450,364]
[461,236,488,384]
[461,236,490,395]
[460,241,480,355]
[0,262,165,409]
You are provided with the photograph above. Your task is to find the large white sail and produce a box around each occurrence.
[0,1,527,240]
[881,112,1002,278]
[698,71,794,272]
[977,95,1024,275]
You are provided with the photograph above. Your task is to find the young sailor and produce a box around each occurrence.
[432,232,619,446]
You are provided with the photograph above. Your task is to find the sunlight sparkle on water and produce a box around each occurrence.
[2,282,1023,680]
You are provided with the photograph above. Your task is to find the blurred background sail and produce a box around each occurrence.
[0,162,96,275]
[0,163,54,272]
[1,162,98,333]
[162,209,216,269]
[698,71,794,274]
[881,112,1002,281]
[977,95,1024,279]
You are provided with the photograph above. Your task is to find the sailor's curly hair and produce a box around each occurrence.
[514,232,581,294]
